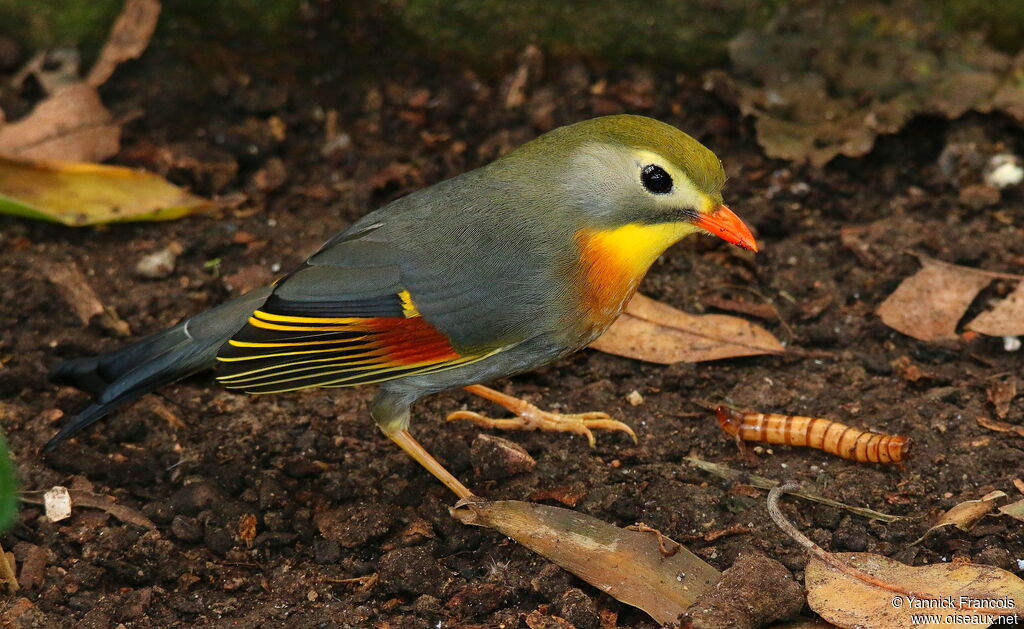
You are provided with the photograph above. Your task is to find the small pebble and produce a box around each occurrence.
[377,545,464,598]
[557,587,600,629]
[313,538,341,564]
[626,390,644,406]
[171,515,202,542]
[135,244,181,279]
[413,594,441,617]
[833,518,869,552]
[958,183,1000,209]
[974,547,1014,571]
[470,434,536,479]
[204,525,234,555]
[984,154,1024,189]
[1004,337,1021,352]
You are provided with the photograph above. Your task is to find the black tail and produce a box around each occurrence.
[45,287,273,450]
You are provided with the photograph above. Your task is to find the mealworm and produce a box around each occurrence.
[715,406,910,464]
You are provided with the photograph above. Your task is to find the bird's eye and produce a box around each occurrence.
[641,164,673,194]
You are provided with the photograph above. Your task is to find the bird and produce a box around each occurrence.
[45,114,757,500]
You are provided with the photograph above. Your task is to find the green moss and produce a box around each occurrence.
[0,0,122,52]
[0,0,303,56]
[932,0,1024,53]
[396,0,774,70]
[5,1,1019,78]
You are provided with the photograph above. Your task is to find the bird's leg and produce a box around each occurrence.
[373,392,476,500]
[383,426,476,500]
[447,384,637,448]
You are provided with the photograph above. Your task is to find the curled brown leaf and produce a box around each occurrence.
[591,293,784,364]
[452,499,719,625]
[768,483,1024,629]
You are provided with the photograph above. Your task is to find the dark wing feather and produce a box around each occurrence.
[216,262,493,394]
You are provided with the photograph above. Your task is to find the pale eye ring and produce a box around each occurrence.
[641,164,673,194]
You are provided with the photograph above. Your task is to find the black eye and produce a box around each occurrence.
[641,164,673,194]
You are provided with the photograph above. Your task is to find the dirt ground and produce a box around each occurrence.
[2,27,1024,629]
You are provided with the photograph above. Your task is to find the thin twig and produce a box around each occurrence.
[684,457,901,522]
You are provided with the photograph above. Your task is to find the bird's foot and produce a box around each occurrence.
[448,385,637,448]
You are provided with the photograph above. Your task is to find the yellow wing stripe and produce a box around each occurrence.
[227,337,370,349]
[216,341,379,362]
[251,310,367,324]
[223,356,469,391]
[230,352,496,395]
[246,317,364,332]
[217,350,391,381]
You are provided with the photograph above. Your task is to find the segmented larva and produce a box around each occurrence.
[715,407,911,464]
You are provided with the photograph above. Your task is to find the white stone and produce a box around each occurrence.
[985,154,1024,189]
[44,486,72,522]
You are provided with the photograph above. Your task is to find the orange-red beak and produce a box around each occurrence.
[693,204,758,252]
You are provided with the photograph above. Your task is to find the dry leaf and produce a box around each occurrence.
[36,259,130,336]
[591,293,784,364]
[69,492,156,529]
[877,256,1024,342]
[976,416,1024,438]
[986,377,1018,419]
[913,490,1006,545]
[769,483,1024,629]
[452,499,719,625]
[968,282,1024,337]
[0,157,213,226]
[806,553,1024,628]
[709,2,1024,167]
[0,0,160,164]
[0,84,120,162]
[998,499,1024,523]
[87,0,162,87]
[877,258,994,342]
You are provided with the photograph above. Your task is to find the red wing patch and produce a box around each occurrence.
[216,292,487,394]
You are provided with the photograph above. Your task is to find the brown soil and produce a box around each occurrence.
[2,28,1024,629]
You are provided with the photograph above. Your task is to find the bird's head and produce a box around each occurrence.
[503,114,757,256]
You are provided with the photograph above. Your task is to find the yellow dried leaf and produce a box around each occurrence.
[0,157,213,226]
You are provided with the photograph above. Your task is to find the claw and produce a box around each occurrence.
[446,402,637,448]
